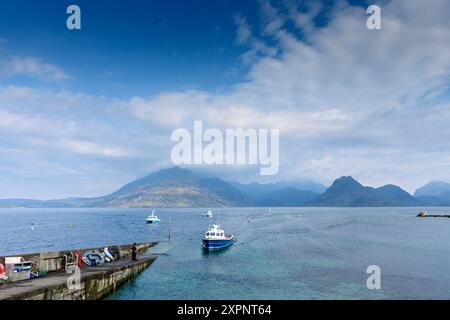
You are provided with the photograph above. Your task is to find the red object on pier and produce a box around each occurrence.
[77,250,84,268]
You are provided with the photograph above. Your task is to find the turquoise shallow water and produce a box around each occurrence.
[1,207,449,299]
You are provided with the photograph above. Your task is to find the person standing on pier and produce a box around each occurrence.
[131,243,137,261]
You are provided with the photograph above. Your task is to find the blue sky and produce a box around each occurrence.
[0,0,368,96]
[1,0,450,199]
[1,0,260,96]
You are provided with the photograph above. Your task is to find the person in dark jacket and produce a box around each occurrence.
[131,243,137,261]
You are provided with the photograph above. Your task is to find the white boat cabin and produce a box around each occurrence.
[204,225,229,240]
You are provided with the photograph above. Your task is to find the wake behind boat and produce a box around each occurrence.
[202,224,234,250]
[146,210,161,224]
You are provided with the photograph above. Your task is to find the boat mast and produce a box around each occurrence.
[169,216,172,241]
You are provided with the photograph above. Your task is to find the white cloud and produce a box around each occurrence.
[0,41,70,81]
[287,0,322,35]
[234,8,278,64]
[259,0,285,35]
[7,57,70,81]
[0,87,130,158]
[129,91,209,127]
[56,139,128,157]
[234,13,252,45]
[124,0,450,190]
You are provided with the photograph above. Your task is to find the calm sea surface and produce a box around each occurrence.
[1,207,449,299]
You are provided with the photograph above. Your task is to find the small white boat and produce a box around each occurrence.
[146,210,161,224]
[206,209,213,218]
[417,211,428,217]
[202,224,234,250]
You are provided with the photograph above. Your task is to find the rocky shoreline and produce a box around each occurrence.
[417,211,450,218]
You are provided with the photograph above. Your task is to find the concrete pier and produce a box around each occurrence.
[0,242,159,300]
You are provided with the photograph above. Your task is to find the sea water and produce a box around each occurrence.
[0,207,449,299]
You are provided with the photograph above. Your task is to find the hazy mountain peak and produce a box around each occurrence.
[98,166,255,208]
[377,184,403,191]
[414,181,450,197]
[145,166,194,179]
[312,176,417,207]
[334,176,359,183]
[328,176,363,190]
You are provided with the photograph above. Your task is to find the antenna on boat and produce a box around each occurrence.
[169,216,172,241]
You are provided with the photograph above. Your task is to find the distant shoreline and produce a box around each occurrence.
[1,205,450,209]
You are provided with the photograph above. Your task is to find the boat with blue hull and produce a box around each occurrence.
[202,224,234,250]
[146,210,161,224]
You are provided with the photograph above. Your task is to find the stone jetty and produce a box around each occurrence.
[0,242,158,300]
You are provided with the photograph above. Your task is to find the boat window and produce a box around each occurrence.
[206,232,210,236]
[211,233,215,236]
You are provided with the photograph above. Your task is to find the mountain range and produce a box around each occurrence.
[312,176,418,207]
[0,167,448,208]
[413,181,450,206]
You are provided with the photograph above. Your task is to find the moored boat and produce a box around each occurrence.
[202,224,234,250]
[146,210,161,224]
[82,250,105,266]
